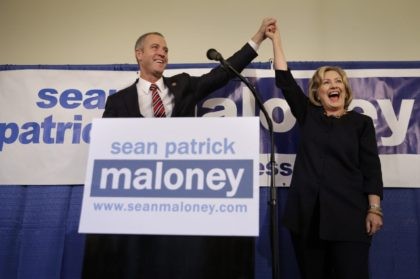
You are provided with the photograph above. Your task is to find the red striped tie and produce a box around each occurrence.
[150,83,166,117]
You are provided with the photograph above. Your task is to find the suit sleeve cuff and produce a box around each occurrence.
[247,40,259,52]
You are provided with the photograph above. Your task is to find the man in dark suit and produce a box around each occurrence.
[103,18,275,119]
[83,18,276,279]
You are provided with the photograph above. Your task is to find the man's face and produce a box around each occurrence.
[136,34,168,80]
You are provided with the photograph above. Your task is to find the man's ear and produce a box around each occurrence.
[135,49,143,62]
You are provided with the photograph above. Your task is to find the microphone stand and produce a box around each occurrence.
[219,59,280,279]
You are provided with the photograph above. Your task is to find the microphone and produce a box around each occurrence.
[206,48,278,279]
[206,48,224,62]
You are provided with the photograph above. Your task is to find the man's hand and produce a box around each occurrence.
[251,17,277,45]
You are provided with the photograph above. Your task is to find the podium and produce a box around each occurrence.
[79,117,260,278]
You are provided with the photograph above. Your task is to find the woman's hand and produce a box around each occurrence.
[366,212,383,236]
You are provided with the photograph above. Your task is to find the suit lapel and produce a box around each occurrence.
[124,80,142,117]
[164,76,183,117]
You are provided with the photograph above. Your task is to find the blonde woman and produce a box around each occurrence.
[266,24,383,279]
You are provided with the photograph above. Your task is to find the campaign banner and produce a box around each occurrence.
[0,69,135,184]
[0,63,419,187]
[78,117,260,236]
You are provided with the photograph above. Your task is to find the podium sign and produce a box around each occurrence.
[79,117,260,236]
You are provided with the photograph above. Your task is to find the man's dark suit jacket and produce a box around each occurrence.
[83,43,258,279]
[102,43,257,118]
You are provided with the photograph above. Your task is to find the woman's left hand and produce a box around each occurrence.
[366,212,383,236]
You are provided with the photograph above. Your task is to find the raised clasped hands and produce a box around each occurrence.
[252,17,277,45]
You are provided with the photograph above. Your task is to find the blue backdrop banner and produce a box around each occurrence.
[0,62,419,187]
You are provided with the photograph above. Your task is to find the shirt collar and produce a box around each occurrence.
[139,77,165,94]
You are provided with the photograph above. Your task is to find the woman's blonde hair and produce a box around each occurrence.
[308,66,353,109]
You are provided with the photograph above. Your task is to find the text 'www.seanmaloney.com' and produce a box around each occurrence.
[92,201,248,215]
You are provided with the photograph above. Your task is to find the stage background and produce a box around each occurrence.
[1,0,420,278]
[1,61,419,279]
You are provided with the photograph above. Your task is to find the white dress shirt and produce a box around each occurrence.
[136,77,174,117]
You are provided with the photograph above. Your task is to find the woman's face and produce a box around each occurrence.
[317,70,347,113]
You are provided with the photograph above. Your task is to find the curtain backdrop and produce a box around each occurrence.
[0,186,418,279]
